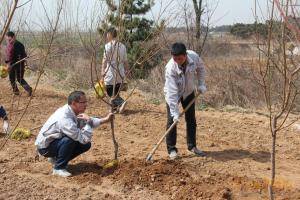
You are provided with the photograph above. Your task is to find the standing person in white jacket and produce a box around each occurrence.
[102,27,128,113]
[164,43,207,160]
[35,91,113,177]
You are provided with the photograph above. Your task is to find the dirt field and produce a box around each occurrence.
[0,79,300,200]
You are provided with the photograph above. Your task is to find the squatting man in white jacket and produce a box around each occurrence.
[35,91,113,177]
[164,43,207,160]
[0,105,10,134]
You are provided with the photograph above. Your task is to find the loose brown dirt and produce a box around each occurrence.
[0,79,299,199]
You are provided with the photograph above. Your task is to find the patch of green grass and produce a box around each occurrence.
[149,98,161,105]
[197,103,208,111]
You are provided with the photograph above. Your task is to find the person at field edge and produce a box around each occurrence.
[35,91,114,177]
[164,42,207,160]
[5,31,32,96]
[101,27,128,113]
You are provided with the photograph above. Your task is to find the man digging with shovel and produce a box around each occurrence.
[164,42,207,160]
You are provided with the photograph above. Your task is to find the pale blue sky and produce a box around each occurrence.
[148,0,269,26]
[13,0,269,30]
[206,0,269,25]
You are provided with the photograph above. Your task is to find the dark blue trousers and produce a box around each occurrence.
[38,136,91,170]
[0,106,8,120]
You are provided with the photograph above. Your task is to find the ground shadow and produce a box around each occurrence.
[122,108,163,116]
[68,161,119,177]
[205,149,270,163]
[68,162,103,176]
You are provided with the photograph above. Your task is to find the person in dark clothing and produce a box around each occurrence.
[5,31,32,96]
[0,106,10,134]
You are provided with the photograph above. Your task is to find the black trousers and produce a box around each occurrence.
[106,83,124,107]
[9,64,31,93]
[166,92,197,153]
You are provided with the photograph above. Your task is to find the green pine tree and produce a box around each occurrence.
[99,0,163,78]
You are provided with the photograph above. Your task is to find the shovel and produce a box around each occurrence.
[146,92,201,162]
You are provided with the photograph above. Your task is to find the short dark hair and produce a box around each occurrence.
[171,42,187,56]
[68,91,85,105]
[106,27,117,38]
[6,31,15,37]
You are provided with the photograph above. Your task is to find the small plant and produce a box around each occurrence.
[150,98,160,105]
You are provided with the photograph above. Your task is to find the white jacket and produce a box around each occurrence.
[35,105,102,149]
[103,40,127,85]
[164,50,206,119]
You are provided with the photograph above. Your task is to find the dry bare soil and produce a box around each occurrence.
[0,80,300,200]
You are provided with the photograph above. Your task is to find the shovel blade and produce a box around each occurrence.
[146,154,152,162]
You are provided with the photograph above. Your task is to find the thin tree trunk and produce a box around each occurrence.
[192,0,203,53]
[0,0,19,45]
[269,117,277,200]
[110,106,119,160]
[184,1,191,48]
[0,0,19,64]
[192,0,202,39]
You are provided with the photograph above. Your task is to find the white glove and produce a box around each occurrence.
[3,120,10,134]
[173,115,180,123]
[198,84,207,94]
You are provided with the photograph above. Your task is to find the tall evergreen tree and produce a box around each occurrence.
[99,0,162,78]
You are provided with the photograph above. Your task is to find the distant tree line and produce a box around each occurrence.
[209,17,300,39]
[230,17,299,39]
[230,23,269,39]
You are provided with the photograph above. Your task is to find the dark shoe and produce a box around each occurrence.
[24,85,32,96]
[27,87,33,96]
[189,147,206,157]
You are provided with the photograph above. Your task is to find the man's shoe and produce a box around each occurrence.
[52,169,71,177]
[189,147,206,157]
[119,101,127,114]
[169,150,178,160]
[48,157,56,165]
[24,85,32,96]
[27,87,32,96]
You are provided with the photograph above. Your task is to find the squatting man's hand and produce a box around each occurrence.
[173,115,180,123]
[104,113,114,122]
[77,113,114,125]
[77,113,91,121]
